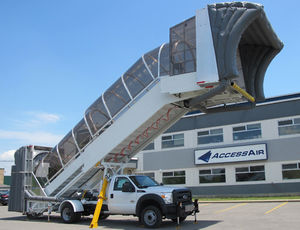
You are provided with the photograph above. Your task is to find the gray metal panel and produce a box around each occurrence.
[8,165,17,211]
[166,98,300,133]
[8,147,26,212]
[143,148,194,171]
[267,137,300,162]
[189,182,300,197]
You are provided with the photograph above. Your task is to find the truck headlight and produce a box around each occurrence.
[160,193,173,204]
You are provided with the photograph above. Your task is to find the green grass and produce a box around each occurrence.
[193,196,300,201]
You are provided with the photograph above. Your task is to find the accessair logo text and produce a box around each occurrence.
[195,144,267,165]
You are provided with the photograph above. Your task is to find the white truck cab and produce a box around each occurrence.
[63,174,198,228]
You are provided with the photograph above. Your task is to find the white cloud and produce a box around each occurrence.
[0,130,63,146]
[12,112,61,129]
[34,112,60,123]
[0,150,15,161]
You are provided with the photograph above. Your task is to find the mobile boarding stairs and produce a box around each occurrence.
[9,1,283,224]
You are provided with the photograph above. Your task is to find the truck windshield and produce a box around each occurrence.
[129,175,159,188]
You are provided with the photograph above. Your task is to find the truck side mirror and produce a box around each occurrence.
[122,182,135,193]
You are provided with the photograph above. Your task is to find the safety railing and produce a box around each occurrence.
[44,43,171,186]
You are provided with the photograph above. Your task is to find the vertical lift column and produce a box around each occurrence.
[89,162,126,228]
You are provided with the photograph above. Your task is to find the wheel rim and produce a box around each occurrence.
[62,207,72,221]
[144,210,157,226]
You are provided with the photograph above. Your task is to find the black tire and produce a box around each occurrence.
[61,203,79,223]
[99,213,109,220]
[140,205,162,228]
[171,217,186,223]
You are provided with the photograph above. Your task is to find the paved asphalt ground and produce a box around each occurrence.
[0,202,300,230]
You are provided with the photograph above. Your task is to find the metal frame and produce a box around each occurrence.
[56,145,64,167]
[102,93,113,119]
[27,200,49,214]
[142,55,155,80]
[158,43,166,78]
[101,162,128,175]
[83,114,94,136]
[71,128,81,153]
[31,172,47,196]
[121,74,133,100]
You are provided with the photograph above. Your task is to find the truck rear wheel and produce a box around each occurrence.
[61,203,81,223]
[141,205,162,228]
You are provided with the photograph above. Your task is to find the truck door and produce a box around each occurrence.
[107,176,137,214]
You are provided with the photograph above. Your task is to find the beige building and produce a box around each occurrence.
[0,168,4,185]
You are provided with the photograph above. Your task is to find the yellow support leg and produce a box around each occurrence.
[231,82,255,103]
[89,177,108,228]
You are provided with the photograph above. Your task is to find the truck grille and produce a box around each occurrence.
[172,189,192,204]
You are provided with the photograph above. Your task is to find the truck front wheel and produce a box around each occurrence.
[140,205,162,228]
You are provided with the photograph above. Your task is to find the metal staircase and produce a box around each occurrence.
[42,2,283,199]
[9,2,283,213]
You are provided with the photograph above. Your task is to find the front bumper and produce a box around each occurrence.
[163,200,198,219]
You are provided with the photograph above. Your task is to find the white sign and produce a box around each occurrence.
[195,144,267,165]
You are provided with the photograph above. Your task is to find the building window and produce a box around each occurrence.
[282,163,300,180]
[162,171,185,184]
[199,168,225,183]
[143,142,154,151]
[198,128,223,145]
[233,123,261,141]
[161,133,184,149]
[235,165,265,182]
[278,118,300,136]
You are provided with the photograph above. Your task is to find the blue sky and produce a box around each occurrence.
[0,0,299,175]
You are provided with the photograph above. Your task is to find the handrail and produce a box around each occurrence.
[45,44,168,184]
[158,43,166,77]
[83,114,93,136]
[121,74,133,100]
[142,55,155,80]
[102,93,112,119]
[56,145,64,167]
[46,77,161,184]
[72,128,81,153]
